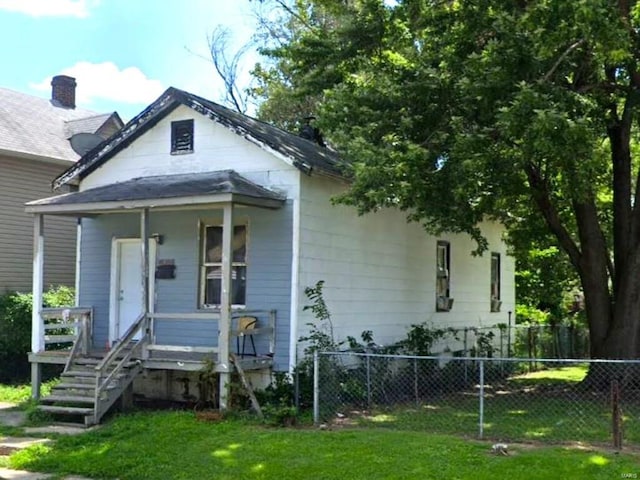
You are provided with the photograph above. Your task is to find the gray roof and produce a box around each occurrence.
[54,87,347,189]
[0,86,121,162]
[27,170,286,213]
[64,113,116,138]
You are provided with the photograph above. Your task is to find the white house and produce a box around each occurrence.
[26,87,514,425]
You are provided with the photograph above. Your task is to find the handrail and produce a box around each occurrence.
[41,307,92,319]
[63,314,88,373]
[95,313,146,372]
[94,313,147,421]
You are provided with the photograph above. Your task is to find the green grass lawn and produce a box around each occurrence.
[0,380,56,405]
[3,365,640,479]
[7,410,640,480]
[337,363,640,445]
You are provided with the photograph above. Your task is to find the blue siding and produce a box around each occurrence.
[79,204,293,370]
[79,214,139,347]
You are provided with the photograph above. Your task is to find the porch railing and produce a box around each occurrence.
[146,309,276,358]
[39,307,93,354]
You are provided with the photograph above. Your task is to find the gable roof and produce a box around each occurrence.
[26,170,286,214]
[0,86,122,163]
[53,87,346,189]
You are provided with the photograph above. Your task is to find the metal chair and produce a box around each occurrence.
[236,316,257,357]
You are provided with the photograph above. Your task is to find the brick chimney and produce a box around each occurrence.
[51,75,76,108]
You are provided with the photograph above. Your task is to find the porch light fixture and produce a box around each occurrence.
[150,233,164,245]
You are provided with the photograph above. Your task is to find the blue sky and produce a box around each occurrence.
[0,0,260,120]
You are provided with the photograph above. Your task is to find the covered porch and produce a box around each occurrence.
[26,171,287,417]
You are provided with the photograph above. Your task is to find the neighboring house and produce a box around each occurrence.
[0,75,122,292]
[26,87,514,425]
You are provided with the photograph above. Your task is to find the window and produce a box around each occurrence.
[200,224,247,308]
[490,253,501,312]
[171,119,194,154]
[436,241,453,311]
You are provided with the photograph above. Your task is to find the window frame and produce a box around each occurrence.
[199,222,248,309]
[171,119,194,154]
[490,252,501,312]
[436,241,451,311]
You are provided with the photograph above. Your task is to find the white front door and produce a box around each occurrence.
[109,238,156,345]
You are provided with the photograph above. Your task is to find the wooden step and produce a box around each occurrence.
[51,388,94,398]
[61,370,95,378]
[73,358,102,365]
[41,395,95,404]
[62,368,130,379]
[54,383,94,390]
[54,383,117,392]
[38,405,94,415]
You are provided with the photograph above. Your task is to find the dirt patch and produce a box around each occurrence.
[195,410,224,422]
[0,445,18,456]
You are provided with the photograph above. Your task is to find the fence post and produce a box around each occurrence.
[611,379,622,450]
[507,311,512,357]
[366,354,372,408]
[499,327,504,376]
[413,358,419,407]
[294,368,300,411]
[479,359,485,439]
[463,328,469,385]
[313,350,319,426]
[528,326,534,372]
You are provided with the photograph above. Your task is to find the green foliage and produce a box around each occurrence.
[299,280,345,355]
[255,372,300,426]
[0,286,74,383]
[0,379,56,408]
[42,286,75,308]
[261,403,298,427]
[24,401,53,425]
[251,0,640,357]
[400,323,459,356]
[302,280,331,325]
[471,329,496,358]
[196,358,218,409]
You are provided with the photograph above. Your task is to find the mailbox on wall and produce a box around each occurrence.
[156,259,176,279]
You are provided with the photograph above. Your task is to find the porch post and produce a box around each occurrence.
[140,208,150,357]
[219,203,234,410]
[31,214,44,399]
[74,218,82,307]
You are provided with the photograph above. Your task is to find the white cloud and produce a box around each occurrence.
[30,61,166,106]
[0,0,96,18]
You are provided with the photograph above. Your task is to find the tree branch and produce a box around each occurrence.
[541,38,586,83]
[208,26,254,113]
[524,162,582,270]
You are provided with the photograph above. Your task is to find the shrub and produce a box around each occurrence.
[0,286,74,383]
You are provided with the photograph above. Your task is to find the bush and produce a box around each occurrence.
[0,286,74,383]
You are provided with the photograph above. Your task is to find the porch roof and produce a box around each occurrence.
[25,170,286,214]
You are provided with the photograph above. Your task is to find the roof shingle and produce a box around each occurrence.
[54,87,347,188]
[0,86,120,162]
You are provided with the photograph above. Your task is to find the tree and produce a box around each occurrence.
[208,26,254,113]
[253,0,640,360]
[249,0,336,130]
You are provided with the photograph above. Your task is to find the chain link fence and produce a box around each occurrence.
[420,324,590,360]
[313,352,640,448]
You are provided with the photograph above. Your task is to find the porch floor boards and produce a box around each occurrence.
[29,350,273,372]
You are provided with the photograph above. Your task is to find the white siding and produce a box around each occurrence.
[0,154,76,291]
[296,174,515,351]
[81,105,300,197]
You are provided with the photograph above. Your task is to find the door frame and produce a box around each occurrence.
[108,237,157,346]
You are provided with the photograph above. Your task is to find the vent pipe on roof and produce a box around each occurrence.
[51,75,77,109]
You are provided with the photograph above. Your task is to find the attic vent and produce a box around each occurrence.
[171,119,194,154]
